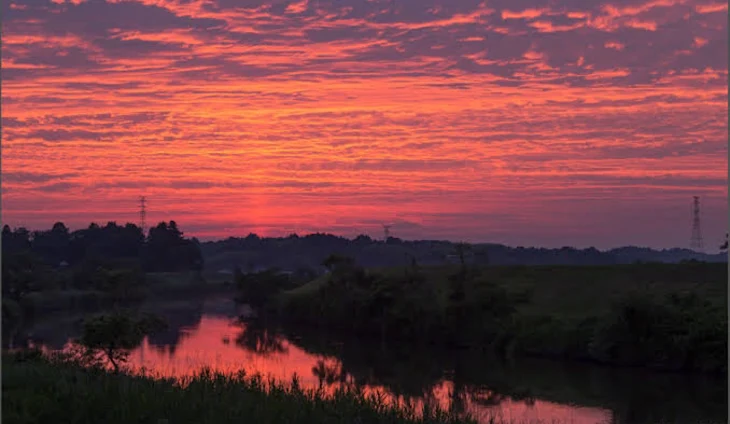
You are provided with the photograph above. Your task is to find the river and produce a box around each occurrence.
[12,295,727,424]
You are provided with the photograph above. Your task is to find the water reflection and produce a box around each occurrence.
[312,357,349,390]
[146,300,205,356]
[232,318,288,357]
[16,296,728,424]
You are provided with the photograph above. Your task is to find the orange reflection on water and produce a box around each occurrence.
[105,316,612,424]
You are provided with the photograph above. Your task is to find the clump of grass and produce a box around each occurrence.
[2,351,478,424]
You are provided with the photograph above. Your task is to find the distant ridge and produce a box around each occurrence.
[201,234,727,272]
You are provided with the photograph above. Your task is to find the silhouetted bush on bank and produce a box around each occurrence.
[588,293,727,372]
[515,293,727,373]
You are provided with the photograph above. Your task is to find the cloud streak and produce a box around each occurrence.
[1,0,727,249]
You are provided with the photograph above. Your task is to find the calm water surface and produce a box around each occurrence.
[16,295,728,424]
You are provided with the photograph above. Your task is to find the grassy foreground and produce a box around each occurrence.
[2,351,475,424]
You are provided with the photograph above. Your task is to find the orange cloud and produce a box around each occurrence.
[1,0,727,249]
[625,19,657,31]
[501,8,545,20]
[285,0,308,14]
[695,3,728,13]
[604,41,625,50]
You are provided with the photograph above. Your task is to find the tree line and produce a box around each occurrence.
[2,220,203,272]
[2,220,204,339]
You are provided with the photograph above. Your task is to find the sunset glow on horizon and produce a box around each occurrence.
[2,0,728,249]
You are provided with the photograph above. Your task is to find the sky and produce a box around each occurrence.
[1,0,728,250]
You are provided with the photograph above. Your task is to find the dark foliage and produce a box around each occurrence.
[2,221,203,273]
[1,221,205,347]
[277,257,525,350]
[265,258,727,374]
[68,222,144,265]
[2,225,31,252]
[234,268,296,308]
[143,221,203,272]
[2,250,51,300]
[587,293,727,373]
[76,311,167,372]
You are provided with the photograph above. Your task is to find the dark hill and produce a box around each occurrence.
[201,234,727,273]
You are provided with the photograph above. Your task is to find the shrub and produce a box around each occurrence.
[76,311,167,372]
[588,293,727,372]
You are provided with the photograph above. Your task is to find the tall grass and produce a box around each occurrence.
[2,351,479,424]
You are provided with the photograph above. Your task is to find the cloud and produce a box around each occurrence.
[2,171,80,183]
[34,182,81,193]
[1,0,727,249]
[23,129,127,142]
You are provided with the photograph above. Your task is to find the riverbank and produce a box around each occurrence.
[8,294,726,424]
[11,272,229,311]
[278,326,728,424]
[269,262,728,374]
[2,350,476,424]
[2,273,235,352]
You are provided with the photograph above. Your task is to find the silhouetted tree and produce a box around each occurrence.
[76,312,166,372]
[2,226,31,253]
[143,221,203,272]
[31,222,71,266]
[69,222,145,266]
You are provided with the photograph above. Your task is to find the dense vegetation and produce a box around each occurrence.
[2,351,477,424]
[232,266,314,308]
[2,221,208,347]
[238,258,727,374]
[2,221,203,272]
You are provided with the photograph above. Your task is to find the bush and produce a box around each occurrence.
[235,268,295,308]
[277,261,525,350]
[271,262,727,374]
[76,311,167,372]
[588,293,727,373]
